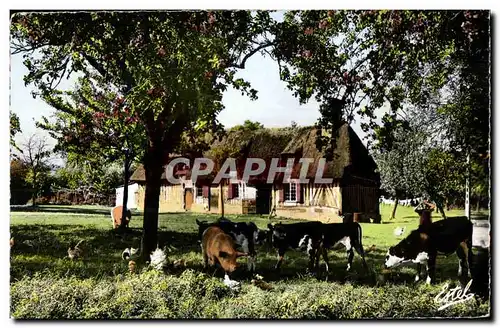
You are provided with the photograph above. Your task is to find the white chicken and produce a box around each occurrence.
[223,274,241,291]
[150,247,168,271]
[393,226,406,237]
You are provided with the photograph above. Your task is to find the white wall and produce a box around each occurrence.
[240,182,257,200]
[115,183,139,209]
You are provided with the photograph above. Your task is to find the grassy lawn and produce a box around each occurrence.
[9,205,490,319]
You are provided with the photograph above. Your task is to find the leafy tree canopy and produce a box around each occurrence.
[10,111,22,152]
[11,10,277,256]
[271,10,489,156]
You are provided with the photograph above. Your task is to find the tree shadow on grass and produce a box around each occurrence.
[10,223,206,281]
[10,205,115,216]
[10,222,486,291]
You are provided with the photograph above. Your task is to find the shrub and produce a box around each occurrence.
[10,271,490,319]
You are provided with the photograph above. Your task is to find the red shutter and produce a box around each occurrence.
[202,186,209,198]
[279,185,285,202]
[296,183,303,203]
[227,183,233,199]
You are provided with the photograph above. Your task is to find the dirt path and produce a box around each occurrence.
[472,219,490,248]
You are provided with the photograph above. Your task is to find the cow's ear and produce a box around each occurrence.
[219,251,228,258]
[267,223,274,231]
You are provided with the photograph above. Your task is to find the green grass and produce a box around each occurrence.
[10,205,490,319]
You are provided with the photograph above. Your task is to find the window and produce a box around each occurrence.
[196,187,203,198]
[284,183,297,202]
[233,184,240,198]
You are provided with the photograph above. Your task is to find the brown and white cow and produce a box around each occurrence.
[299,222,369,273]
[201,226,248,276]
[385,216,473,284]
[267,221,324,272]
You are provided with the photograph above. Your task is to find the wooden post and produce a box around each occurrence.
[465,152,471,220]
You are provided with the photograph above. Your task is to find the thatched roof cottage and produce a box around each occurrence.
[130,123,380,222]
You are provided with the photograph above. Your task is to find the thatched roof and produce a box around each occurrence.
[282,124,377,180]
[204,127,296,163]
[130,124,379,184]
[129,165,168,182]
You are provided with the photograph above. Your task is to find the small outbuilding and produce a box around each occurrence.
[115,183,139,209]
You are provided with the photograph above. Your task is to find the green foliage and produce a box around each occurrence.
[11,11,274,153]
[272,10,489,160]
[11,11,278,250]
[10,111,22,151]
[52,158,124,198]
[231,120,264,132]
[10,263,488,319]
[373,127,429,199]
[18,134,53,205]
[10,270,231,319]
[374,126,467,210]
[10,159,31,205]
[424,149,466,210]
[37,76,147,166]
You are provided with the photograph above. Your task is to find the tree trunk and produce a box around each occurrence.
[390,197,399,219]
[142,144,164,261]
[119,155,131,231]
[31,169,37,207]
[476,197,480,213]
[437,203,447,219]
[218,181,225,218]
[31,189,36,207]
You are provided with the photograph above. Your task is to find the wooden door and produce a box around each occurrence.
[256,185,272,214]
[185,188,193,210]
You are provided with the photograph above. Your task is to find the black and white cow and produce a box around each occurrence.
[299,222,368,273]
[267,221,324,271]
[196,218,259,271]
[385,216,473,284]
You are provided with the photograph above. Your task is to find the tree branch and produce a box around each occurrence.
[229,42,274,69]
[81,53,109,80]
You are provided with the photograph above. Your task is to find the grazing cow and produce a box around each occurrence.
[111,206,132,229]
[299,222,368,273]
[267,221,323,271]
[254,229,269,246]
[201,226,248,275]
[195,218,259,271]
[385,217,473,284]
